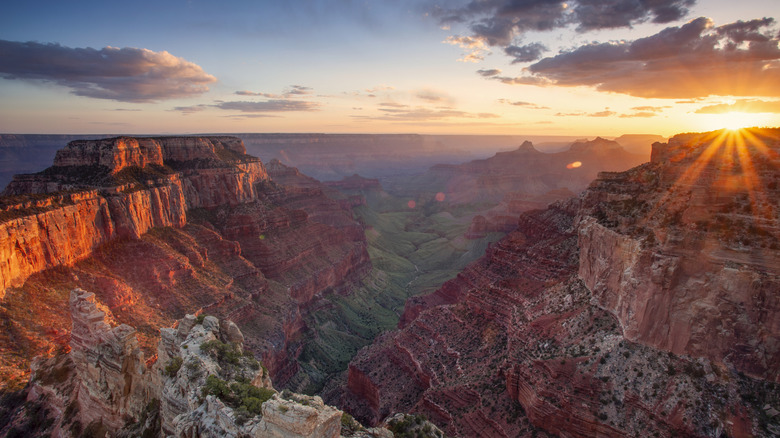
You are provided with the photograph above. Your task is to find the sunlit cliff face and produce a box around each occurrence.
[630,128,780,256]
[670,129,776,217]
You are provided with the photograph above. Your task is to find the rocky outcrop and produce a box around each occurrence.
[0,185,188,293]
[66,288,152,430]
[52,136,246,171]
[21,287,383,438]
[0,136,269,293]
[0,136,371,395]
[578,128,780,381]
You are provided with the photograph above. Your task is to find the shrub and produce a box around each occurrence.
[164,357,183,378]
[200,340,242,365]
[201,375,274,418]
[202,375,231,399]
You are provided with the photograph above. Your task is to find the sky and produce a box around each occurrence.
[0,0,778,137]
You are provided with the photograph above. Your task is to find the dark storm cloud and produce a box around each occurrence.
[504,42,547,63]
[434,0,696,48]
[694,99,780,114]
[0,40,216,103]
[520,17,780,98]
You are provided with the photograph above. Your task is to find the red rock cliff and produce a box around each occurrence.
[578,128,780,381]
[340,129,780,438]
[0,136,268,293]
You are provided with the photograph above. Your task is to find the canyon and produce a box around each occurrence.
[336,128,780,437]
[0,136,370,394]
[1,129,777,437]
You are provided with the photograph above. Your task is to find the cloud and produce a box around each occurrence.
[379,102,409,108]
[171,104,210,115]
[220,114,279,119]
[517,17,780,98]
[235,90,283,98]
[497,99,550,109]
[477,68,502,77]
[631,105,669,112]
[492,75,553,86]
[433,0,695,49]
[416,89,454,104]
[365,85,395,93]
[588,110,616,117]
[171,99,319,115]
[214,100,319,112]
[0,40,216,102]
[285,85,312,95]
[443,35,491,62]
[235,85,312,98]
[505,43,547,63]
[619,111,658,118]
[366,106,499,122]
[555,110,616,117]
[694,99,780,114]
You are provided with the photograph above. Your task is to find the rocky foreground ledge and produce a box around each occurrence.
[3,288,439,437]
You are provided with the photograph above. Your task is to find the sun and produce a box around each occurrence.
[700,111,765,132]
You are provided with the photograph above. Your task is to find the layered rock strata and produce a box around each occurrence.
[0,136,370,392]
[578,128,780,381]
[340,129,780,437]
[0,136,268,292]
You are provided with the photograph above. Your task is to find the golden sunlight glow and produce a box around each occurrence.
[699,112,769,132]
[648,128,774,224]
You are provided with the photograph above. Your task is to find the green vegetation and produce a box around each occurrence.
[340,412,363,435]
[299,187,502,393]
[202,375,275,419]
[164,357,183,377]
[387,414,443,438]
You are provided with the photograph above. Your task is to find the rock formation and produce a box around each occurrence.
[1,136,268,292]
[338,128,780,437]
[11,287,394,438]
[0,136,370,392]
[578,128,780,382]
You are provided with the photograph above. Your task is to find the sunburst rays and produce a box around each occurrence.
[647,128,777,231]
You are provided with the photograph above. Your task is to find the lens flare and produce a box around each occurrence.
[566,161,582,169]
[435,192,446,202]
[407,200,416,209]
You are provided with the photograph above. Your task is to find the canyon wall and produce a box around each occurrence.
[338,128,780,437]
[0,136,269,293]
[578,129,780,381]
[0,136,371,393]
